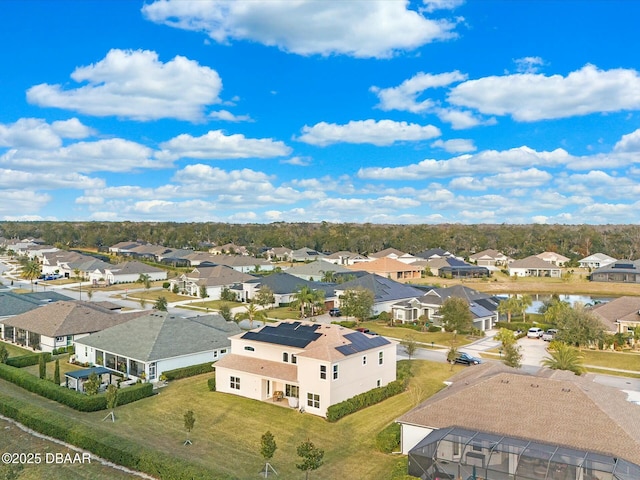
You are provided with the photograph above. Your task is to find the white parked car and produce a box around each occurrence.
[527,327,544,339]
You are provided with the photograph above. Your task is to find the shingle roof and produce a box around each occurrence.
[369,247,407,258]
[509,255,562,269]
[590,296,640,330]
[76,312,241,362]
[245,272,334,296]
[335,274,425,303]
[0,291,72,317]
[397,363,640,463]
[108,261,165,275]
[214,353,298,382]
[184,265,256,286]
[1,300,147,337]
[283,260,352,278]
[347,257,421,274]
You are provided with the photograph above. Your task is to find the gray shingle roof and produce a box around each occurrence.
[397,363,640,463]
[0,291,73,317]
[76,312,241,362]
[336,274,425,303]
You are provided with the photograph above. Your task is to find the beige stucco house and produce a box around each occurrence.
[214,321,397,417]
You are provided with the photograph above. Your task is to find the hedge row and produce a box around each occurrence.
[0,394,235,480]
[495,321,553,334]
[52,346,75,355]
[162,362,214,381]
[0,363,153,411]
[376,422,401,453]
[6,352,51,368]
[326,379,406,422]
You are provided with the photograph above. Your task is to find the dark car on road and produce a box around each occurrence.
[453,352,483,365]
[329,308,341,317]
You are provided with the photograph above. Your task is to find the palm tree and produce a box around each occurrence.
[293,286,315,318]
[320,270,336,283]
[74,268,83,300]
[235,303,266,328]
[497,296,519,322]
[542,343,585,375]
[22,261,40,291]
[515,294,533,322]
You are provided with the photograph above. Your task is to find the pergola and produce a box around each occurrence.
[64,366,114,393]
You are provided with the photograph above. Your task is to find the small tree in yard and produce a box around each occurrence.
[495,328,522,368]
[219,303,233,322]
[260,430,277,477]
[0,344,8,364]
[38,354,46,379]
[296,440,324,480]
[183,410,195,445]
[154,296,168,311]
[401,334,419,361]
[103,384,118,422]
[440,297,473,334]
[53,358,61,385]
[446,345,458,371]
[199,284,208,300]
[84,372,101,395]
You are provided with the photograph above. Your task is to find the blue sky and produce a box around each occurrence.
[2,0,640,224]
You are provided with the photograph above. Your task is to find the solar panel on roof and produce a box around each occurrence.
[613,263,635,269]
[335,331,390,355]
[241,322,322,348]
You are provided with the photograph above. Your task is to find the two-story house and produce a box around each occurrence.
[214,321,397,417]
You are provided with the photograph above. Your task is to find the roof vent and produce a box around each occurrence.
[530,384,539,388]
[562,388,571,392]
[500,379,509,384]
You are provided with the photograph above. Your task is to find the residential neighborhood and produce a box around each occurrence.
[1,234,640,480]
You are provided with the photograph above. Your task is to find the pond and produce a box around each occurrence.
[522,293,615,313]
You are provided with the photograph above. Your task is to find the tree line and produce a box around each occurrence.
[2,221,640,260]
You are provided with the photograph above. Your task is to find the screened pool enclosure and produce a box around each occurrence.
[408,427,640,480]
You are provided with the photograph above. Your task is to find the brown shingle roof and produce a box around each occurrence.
[1,301,147,337]
[590,296,640,331]
[398,363,640,463]
[214,353,298,382]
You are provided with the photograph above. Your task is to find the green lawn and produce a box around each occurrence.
[22,354,86,381]
[178,299,243,310]
[0,360,460,480]
[0,418,136,480]
[2,342,32,357]
[358,321,474,347]
[581,349,640,372]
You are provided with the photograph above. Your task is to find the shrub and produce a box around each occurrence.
[331,320,357,329]
[376,422,401,453]
[326,379,406,422]
[0,394,231,480]
[207,376,216,392]
[162,362,214,381]
[6,352,51,368]
[0,363,153,411]
[162,281,170,289]
[427,325,441,332]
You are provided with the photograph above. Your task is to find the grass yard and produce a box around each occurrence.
[2,342,32,357]
[358,321,475,347]
[581,349,640,372]
[0,418,137,480]
[115,289,182,303]
[22,354,86,381]
[178,299,243,311]
[0,360,460,480]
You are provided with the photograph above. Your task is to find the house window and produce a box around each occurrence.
[291,354,297,364]
[220,349,227,354]
[378,351,384,365]
[320,365,327,380]
[376,379,381,387]
[332,364,339,380]
[285,384,299,398]
[149,363,156,380]
[307,393,320,409]
[362,356,367,366]
[244,346,255,352]
[213,351,218,359]
[55,336,65,343]
[283,352,289,362]
[230,376,240,390]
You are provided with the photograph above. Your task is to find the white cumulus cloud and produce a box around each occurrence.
[26,49,223,121]
[297,119,441,146]
[448,64,640,121]
[431,138,476,153]
[157,130,292,160]
[142,0,460,59]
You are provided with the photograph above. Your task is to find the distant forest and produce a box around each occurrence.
[1,221,640,261]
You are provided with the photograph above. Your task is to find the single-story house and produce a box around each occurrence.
[469,249,514,268]
[88,261,167,285]
[0,290,72,339]
[214,321,397,417]
[241,273,335,306]
[368,248,417,264]
[209,243,249,256]
[0,301,148,352]
[322,251,369,266]
[508,256,562,277]
[589,296,640,334]
[170,265,256,298]
[283,260,352,282]
[536,251,570,266]
[413,248,455,260]
[346,257,421,281]
[288,247,326,263]
[391,285,500,332]
[590,260,640,283]
[398,363,640,479]
[75,312,241,381]
[333,274,427,316]
[579,253,617,269]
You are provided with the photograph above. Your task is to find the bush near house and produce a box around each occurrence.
[376,422,401,453]
[0,394,230,480]
[6,352,51,368]
[0,363,153,411]
[162,362,214,381]
[207,376,216,391]
[326,379,406,422]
